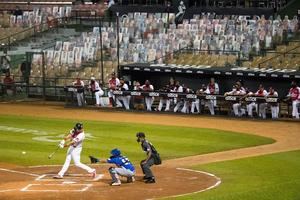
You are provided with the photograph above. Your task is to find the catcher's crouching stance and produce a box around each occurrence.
[90,148,135,186]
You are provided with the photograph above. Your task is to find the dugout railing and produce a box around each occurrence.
[0,82,298,119]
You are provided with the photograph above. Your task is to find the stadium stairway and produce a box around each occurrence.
[0,28,80,55]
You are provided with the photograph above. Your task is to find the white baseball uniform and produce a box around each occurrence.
[173,85,184,113]
[141,84,154,111]
[247,89,268,118]
[288,86,300,119]
[158,98,171,111]
[108,77,120,100]
[267,91,279,119]
[90,80,104,106]
[207,82,219,107]
[73,80,85,107]
[226,88,246,117]
[58,130,95,177]
[116,83,130,110]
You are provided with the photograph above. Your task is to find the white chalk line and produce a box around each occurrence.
[28,164,99,168]
[20,183,93,192]
[148,168,221,200]
[0,168,40,177]
[0,168,40,193]
[0,189,18,193]
[35,173,104,182]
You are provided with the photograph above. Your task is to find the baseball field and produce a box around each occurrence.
[0,103,299,200]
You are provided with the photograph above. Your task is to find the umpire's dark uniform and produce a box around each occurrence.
[136,132,156,183]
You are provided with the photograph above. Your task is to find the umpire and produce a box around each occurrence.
[136,132,161,184]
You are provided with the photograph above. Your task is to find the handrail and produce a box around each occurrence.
[0,13,117,51]
[150,47,241,65]
[257,41,300,68]
[0,16,70,47]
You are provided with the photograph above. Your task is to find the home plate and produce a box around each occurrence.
[63,181,77,184]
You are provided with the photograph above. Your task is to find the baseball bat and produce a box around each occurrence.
[48,146,60,159]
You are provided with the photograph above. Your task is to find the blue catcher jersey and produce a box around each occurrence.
[107,156,135,172]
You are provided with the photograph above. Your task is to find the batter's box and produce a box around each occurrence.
[21,183,92,192]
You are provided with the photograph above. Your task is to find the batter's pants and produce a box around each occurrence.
[58,146,94,177]
[140,157,155,179]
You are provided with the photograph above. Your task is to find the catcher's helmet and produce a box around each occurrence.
[74,123,83,130]
[136,132,146,138]
[111,148,121,157]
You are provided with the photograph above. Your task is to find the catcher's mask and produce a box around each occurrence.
[111,148,121,157]
[74,123,83,131]
[136,132,146,142]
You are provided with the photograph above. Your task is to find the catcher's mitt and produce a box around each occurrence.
[89,155,100,163]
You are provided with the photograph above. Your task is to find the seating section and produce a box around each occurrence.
[243,41,300,70]
[113,13,299,66]
[166,53,238,67]
[7,12,300,87]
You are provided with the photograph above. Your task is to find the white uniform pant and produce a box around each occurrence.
[145,97,154,111]
[76,92,84,107]
[116,95,131,110]
[270,105,279,119]
[58,146,94,177]
[115,168,135,177]
[94,90,104,106]
[181,101,190,113]
[205,100,215,115]
[258,103,267,119]
[108,90,114,98]
[247,102,257,117]
[292,100,300,119]
[158,99,171,111]
[233,103,245,117]
[191,99,200,113]
[174,100,183,112]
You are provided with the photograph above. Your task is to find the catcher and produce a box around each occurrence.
[89,148,135,186]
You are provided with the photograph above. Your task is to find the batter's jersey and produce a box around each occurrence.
[70,130,85,148]
[107,156,135,172]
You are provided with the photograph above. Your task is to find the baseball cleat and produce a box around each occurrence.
[145,178,155,184]
[127,176,135,183]
[111,181,121,186]
[91,170,96,178]
[53,175,63,179]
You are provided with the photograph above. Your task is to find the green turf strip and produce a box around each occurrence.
[0,115,274,166]
[174,150,300,200]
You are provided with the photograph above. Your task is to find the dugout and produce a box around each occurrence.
[120,63,300,98]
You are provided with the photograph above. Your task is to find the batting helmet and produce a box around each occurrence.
[111,148,121,157]
[136,132,145,138]
[74,123,83,130]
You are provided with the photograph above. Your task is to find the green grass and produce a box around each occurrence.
[0,114,274,166]
[174,150,300,200]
